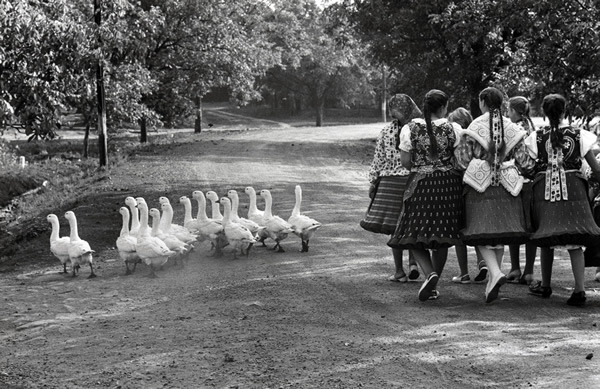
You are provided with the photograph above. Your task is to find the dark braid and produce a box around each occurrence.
[509,96,536,134]
[542,94,567,149]
[479,87,505,161]
[423,89,448,160]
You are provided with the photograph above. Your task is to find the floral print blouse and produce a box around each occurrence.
[368,119,410,184]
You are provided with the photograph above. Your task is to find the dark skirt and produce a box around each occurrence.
[530,172,600,247]
[521,181,534,232]
[461,185,529,246]
[360,175,409,235]
[387,170,463,250]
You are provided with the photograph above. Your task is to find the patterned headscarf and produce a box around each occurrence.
[389,94,422,126]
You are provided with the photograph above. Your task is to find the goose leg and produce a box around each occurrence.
[71,262,79,277]
[300,240,309,252]
[131,262,138,274]
[88,264,97,279]
[259,236,267,247]
[125,263,132,276]
[275,241,285,253]
[62,263,68,274]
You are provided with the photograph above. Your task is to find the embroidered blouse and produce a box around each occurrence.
[399,118,462,173]
[524,122,597,201]
[368,119,410,184]
[454,112,533,195]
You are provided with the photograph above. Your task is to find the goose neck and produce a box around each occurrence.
[67,217,79,240]
[49,219,60,241]
[128,204,140,229]
[120,212,130,237]
[292,191,302,216]
[183,200,193,223]
[195,197,209,221]
[263,194,273,217]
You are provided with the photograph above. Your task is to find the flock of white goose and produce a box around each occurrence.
[47,185,322,278]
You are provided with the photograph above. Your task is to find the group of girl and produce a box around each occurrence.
[362,87,600,306]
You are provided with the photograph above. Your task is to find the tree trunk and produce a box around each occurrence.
[315,98,324,127]
[140,117,147,143]
[194,96,202,133]
[95,0,108,167]
[381,64,387,122]
[83,122,90,159]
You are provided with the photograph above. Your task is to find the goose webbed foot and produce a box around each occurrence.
[88,264,97,279]
[274,242,285,253]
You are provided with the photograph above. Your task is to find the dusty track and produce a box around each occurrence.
[1,123,599,388]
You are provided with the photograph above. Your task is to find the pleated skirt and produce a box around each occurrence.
[387,170,463,250]
[530,172,600,247]
[360,175,409,235]
[461,185,529,247]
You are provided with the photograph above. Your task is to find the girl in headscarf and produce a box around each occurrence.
[361,94,422,282]
[455,87,533,303]
[526,94,600,307]
[387,89,464,301]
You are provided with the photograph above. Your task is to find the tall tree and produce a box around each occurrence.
[351,0,522,115]
[263,0,374,126]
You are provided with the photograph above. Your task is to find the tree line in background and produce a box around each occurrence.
[1,0,599,161]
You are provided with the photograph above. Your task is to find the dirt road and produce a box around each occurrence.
[1,123,599,388]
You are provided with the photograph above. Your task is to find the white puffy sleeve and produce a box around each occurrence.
[580,129,597,157]
[524,131,538,159]
[399,124,412,152]
[451,122,464,147]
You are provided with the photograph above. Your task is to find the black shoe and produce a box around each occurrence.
[529,282,552,298]
[408,265,420,280]
[566,291,586,307]
[474,266,488,283]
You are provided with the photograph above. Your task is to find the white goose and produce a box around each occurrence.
[219,197,257,259]
[116,207,141,275]
[205,191,224,221]
[64,211,96,278]
[154,206,190,252]
[245,186,269,246]
[179,195,201,233]
[227,189,264,236]
[136,198,175,278]
[259,189,295,252]
[192,190,226,255]
[124,196,143,237]
[158,196,198,243]
[46,214,71,274]
[288,185,322,252]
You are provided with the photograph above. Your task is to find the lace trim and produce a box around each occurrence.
[544,139,568,202]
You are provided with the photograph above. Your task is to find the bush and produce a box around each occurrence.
[0,138,18,172]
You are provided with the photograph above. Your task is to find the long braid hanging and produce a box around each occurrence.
[545,114,568,201]
[490,109,504,186]
[424,104,439,160]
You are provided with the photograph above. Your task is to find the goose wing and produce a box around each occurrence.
[50,237,71,261]
[117,235,137,254]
